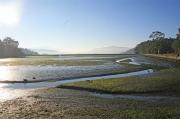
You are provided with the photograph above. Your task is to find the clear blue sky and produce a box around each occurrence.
[0,0,180,53]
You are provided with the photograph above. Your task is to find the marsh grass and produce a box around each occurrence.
[59,68,180,94]
[0,59,106,66]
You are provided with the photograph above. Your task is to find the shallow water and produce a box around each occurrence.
[0,55,177,82]
[0,54,178,102]
[116,57,140,65]
[0,69,153,89]
[0,64,122,82]
[0,55,125,81]
[91,93,180,102]
[0,69,153,102]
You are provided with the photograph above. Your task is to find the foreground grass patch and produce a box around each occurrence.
[59,68,180,94]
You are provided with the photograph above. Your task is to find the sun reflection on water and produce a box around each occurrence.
[0,66,12,81]
[0,66,20,101]
[0,83,30,102]
[0,83,14,101]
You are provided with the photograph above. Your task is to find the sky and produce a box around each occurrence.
[0,0,179,53]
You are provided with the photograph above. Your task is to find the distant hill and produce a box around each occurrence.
[90,46,131,54]
[122,48,135,54]
[31,49,60,55]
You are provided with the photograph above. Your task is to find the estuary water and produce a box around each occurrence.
[0,54,178,101]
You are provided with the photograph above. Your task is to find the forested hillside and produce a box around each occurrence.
[135,29,180,54]
[0,37,38,58]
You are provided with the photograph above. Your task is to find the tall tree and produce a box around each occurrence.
[149,31,165,54]
[172,39,180,54]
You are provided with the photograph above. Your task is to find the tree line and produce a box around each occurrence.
[135,28,180,55]
[0,37,38,58]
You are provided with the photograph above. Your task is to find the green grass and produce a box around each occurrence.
[59,68,180,94]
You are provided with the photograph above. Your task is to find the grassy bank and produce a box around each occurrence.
[145,54,180,62]
[58,68,180,94]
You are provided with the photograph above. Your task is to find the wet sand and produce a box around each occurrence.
[0,88,122,119]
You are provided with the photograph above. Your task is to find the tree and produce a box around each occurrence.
[0,37,24,58]
[135,31,175,54]
[149,31,165,40]
[172,39,180,54]
[149,31,165,54]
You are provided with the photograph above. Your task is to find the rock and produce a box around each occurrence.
[23,79,28,82]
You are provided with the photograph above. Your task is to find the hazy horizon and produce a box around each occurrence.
[31,46,132,54]
[0,0,180,54]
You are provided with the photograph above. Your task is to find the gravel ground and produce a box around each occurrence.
[0,88,123,119]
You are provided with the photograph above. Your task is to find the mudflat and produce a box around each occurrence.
[0,88,180,119]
